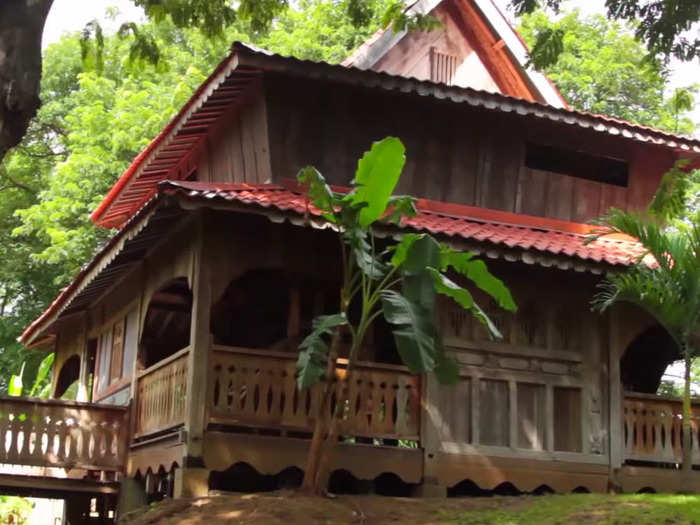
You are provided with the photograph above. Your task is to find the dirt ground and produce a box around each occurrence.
[118,491,525,524]
[118,491,700,524]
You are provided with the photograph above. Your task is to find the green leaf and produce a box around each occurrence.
[297,165,336,220]
[380,290,437,374]
[441,249,517,312]
[297,313,347,390]
[8,375,22,397]
[428,269,503,339]
[434,343,459,385]
[345,137,406,228]
[390,234,421,268]
[383,195,417,224]
[29,353,54,397]
[344,225,387,280]
[400,234,441,273]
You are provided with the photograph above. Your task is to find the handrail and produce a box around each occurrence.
[624,391,700,407]
[211,345,413,374]
[137,346,190,378]
[0,395,129,412]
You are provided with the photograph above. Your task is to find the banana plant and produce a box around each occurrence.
[295,137,517,493]
[7,353,54,398]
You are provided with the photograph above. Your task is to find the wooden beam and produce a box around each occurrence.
[448,0,537,102]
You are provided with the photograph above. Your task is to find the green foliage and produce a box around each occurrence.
[518,10,697,135]
[295,138,515,389]
[297,314,348,389]
[346,136,406,227]
[0,496,33,525]
[512,0,699,64]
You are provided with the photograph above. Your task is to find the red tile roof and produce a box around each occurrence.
[162,180,647,267]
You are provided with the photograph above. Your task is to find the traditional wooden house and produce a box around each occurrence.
[4,0,700,521]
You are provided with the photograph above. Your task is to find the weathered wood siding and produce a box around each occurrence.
[424,262,609,470]
[198,88,272,184]
[264,75,674,223]
[372,1,499,92]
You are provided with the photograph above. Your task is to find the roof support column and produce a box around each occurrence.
[182,210,212,471]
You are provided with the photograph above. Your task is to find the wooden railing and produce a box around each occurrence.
[0,396,128,471]
[209,346,421,440]
[623,392,700,465]
[134,347,189,438]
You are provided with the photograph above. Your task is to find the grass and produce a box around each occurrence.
[440,494,700,525]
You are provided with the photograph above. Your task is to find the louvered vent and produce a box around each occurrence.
[430,47,458,85]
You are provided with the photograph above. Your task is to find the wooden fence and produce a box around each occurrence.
[623,392,700,465]
[0,396,128,471]
[134,347,189,438]
[208,345,421,440]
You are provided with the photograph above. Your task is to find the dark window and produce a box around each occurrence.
[525,143,628,187]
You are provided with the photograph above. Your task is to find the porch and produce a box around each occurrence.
[2,352,700,496]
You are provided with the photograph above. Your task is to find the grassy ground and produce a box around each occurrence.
[120,492,700,524]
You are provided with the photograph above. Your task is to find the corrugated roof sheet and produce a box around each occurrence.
[90,41,700,229]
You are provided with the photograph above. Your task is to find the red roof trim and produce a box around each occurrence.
[89,50,242,225]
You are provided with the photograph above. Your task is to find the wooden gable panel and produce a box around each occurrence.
[372,1,500,93]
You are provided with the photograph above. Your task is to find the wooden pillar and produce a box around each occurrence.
[419,372,447,497]
[76,316,90,402]
[183,211,212,467]
[608,308,624,488]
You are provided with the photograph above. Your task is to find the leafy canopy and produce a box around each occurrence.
[296,137,516,389]
[514,0,700,67]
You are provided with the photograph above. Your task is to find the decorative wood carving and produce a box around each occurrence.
[0,397,128,471]
[209,346,421,440]
[134,347,189,438]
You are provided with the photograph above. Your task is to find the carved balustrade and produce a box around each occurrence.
[208,345,421,441]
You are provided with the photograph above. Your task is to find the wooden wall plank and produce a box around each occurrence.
[516,168,549,217]
[545,173,574,221]
[572,177,602,223]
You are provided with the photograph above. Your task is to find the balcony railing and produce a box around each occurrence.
[623,392,700,465]
[208,345,421,441]
[134,346,189,438]
[0,396,128,471]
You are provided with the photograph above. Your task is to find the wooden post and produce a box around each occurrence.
[608,309,623,489]
[418,371,447,497]
[76,315,90,402]
[182,211,212,467]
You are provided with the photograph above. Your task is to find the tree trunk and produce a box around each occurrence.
[302,332,341,493]
[681,354,694,491]
[0,0,53,164]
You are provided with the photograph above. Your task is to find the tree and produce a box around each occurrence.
[295,137,516,492]
[518,10,697,135]
[515,0,700,68]
[589,165,700,487]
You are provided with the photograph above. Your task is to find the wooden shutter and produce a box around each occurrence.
[110,318,125,384]
[430,47,458,85]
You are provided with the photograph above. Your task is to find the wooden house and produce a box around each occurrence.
[4,0,700,520]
